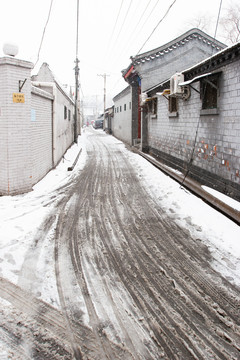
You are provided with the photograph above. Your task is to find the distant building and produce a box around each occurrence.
[112,86,132,143]
[104,106,114,133]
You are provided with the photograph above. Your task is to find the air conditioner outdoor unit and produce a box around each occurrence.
[170,72,184,96]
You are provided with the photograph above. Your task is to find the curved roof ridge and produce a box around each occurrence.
[131,28,226,62]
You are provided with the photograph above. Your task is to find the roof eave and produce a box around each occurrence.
[131,28,226,63]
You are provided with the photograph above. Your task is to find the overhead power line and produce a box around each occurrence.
[106,0,125,51]
[117,0,159,61]
[103,0,135,73]
[105,0,157,73]
[137,0,177,55]
[135,0,160,38]
[213,0,223,47]
[130,0,153,36]
[114,0,134,45]
[34,0,54,68]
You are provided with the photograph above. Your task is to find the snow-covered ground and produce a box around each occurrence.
[0,133,88,308]
[0,129,239,313]
[131,149,240,287]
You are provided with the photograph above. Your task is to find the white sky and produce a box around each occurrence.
[0,0,237,109]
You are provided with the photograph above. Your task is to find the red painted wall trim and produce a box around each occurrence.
[124,65,134,79]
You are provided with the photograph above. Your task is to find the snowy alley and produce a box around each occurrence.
[0,127,240,359]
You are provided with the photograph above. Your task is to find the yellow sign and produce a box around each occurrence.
[13,93,25,103]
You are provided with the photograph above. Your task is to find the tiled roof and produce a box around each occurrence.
[130,28,226,65]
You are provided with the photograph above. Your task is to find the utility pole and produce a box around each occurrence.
[97,73,109,129]
[74,0,80,143]
[74,58,79,143]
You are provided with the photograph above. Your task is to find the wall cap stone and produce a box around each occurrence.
[0,56,33,69]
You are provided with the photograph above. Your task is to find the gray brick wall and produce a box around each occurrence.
[148,60,240,196]
[136,41,221,92]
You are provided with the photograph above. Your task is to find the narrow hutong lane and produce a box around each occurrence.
[53,128,240,359]
[1,127,240,359]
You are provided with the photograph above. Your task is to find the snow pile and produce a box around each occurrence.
[0,134,87,307]
[127,149,240,287]
[202,185,240,211]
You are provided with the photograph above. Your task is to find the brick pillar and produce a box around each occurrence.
[0,56,33,195]
[141,107,149,152]
[131,82,139,146]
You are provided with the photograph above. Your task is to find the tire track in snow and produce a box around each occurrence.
[0,277,73,359]
[101,138,240,358]
[75,132,240,360]
[27,128,240,359]
[54,135,135,359]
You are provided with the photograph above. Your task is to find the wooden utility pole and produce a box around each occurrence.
[74,58,79,142]
[97,73,109,129]
[74,0,80,143]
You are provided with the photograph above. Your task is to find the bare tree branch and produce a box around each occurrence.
[220,3,240,44]
[186,13,212,33]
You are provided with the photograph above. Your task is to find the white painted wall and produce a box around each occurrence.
[31,86,53,184]
[112,86,132,145]
[0,58,75,195]
[0,57,33,195]
[32,81,75,166]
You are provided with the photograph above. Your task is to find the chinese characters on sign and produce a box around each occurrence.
[13,93,25,103]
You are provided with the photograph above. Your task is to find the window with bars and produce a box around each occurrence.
[169,96,178,113]
[64,105,67,120]
[201,76,219,110]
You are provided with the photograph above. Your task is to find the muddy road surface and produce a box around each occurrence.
[1,128,240,359]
